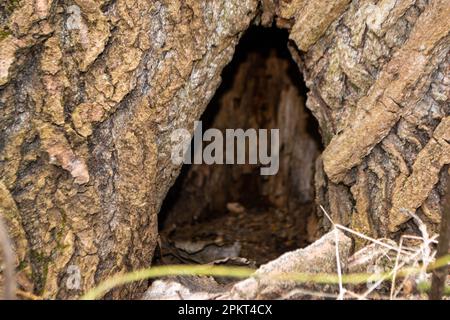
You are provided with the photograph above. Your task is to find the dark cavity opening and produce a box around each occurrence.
[156,27,323,267]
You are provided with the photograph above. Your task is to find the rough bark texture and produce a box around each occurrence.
[0,0,449,298]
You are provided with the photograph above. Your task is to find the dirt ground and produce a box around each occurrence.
[156,203,316,267]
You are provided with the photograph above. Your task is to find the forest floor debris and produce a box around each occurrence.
[157,203,315,266]
[143,207,449,300]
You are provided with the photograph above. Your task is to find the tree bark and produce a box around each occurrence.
[0,0,449,298]
[430,168,450,299]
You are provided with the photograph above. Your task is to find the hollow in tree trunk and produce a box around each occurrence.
[0,0,449,298]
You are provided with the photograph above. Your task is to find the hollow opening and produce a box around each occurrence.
[156,26,323,267]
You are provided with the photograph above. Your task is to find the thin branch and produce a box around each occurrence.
[319,206,345,299]
[319,206,410,255]
[430,168,450,300]
[334,228,345,300]
[361,234,437,299]
[390,236,405,299]
[0,214,16,300]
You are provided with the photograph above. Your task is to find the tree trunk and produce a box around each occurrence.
[0,0,448,299]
